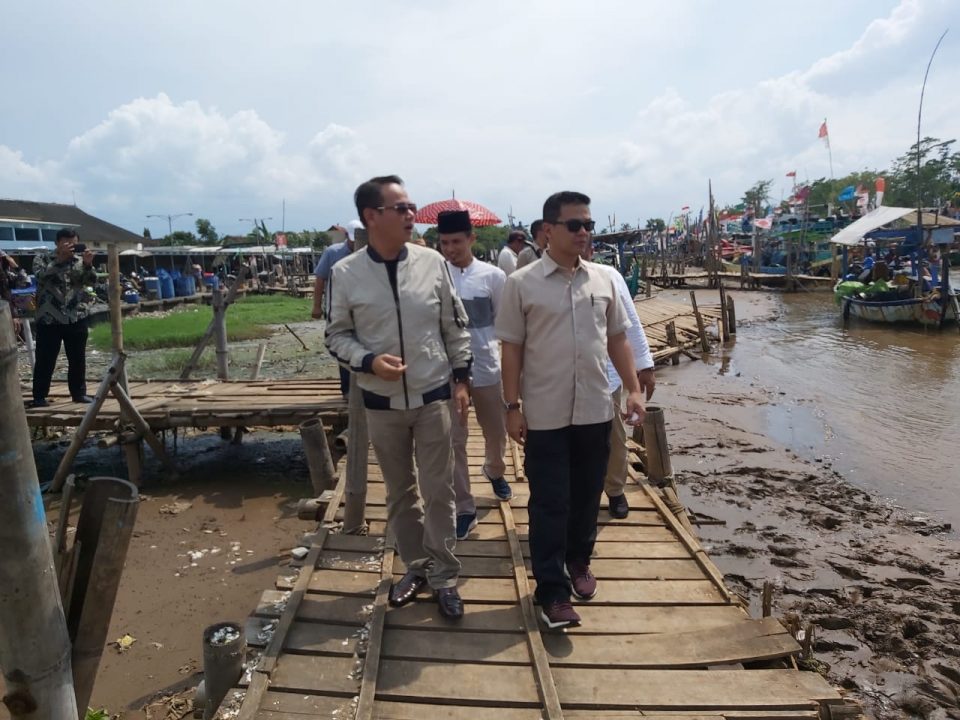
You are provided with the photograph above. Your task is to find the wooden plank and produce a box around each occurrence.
[278,569,380,596]
[561,605,748,636]
[551,668,839,708]
[376,659,541,705]
[395,555,513,578]
[540,618,799,667]
[373,701,545,719]
[385,602,525,633]
[269,653,361,696]
[355,544,394,719]
[380,628,529,664]
[523,558,704,581]
[510,506,667,527]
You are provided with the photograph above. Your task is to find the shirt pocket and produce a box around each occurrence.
[591,290,613,328]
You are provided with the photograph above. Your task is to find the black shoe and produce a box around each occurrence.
[72,395,94,404]
[456,512,478,540]
[484,470,513,500]
[607,493,629,519]
[436,587,464,619]
[388,571,426,607]
[29,398,49,408]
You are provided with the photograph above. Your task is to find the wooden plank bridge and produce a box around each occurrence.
[236,413,853,719]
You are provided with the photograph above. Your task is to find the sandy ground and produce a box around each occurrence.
[6,289,959,719]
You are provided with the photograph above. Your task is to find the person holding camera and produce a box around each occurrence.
[30,228,97,407]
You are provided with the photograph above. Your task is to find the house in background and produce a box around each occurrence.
[0,199,148,258]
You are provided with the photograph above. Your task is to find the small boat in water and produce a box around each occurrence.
[831,206,960,327]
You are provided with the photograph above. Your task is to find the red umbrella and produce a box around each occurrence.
[415,198,501,226]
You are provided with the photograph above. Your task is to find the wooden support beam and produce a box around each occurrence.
[727,295,737,335]
[107,244,127,394]
[180,267,247,380]
[110,383,175,473]
[665,321,680,366]
[688,291,711,353]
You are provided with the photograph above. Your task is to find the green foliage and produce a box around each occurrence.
[885,137,960,207]
[742,179,774,216]
[645,218,666,232]
[166,230,198,246]
[89,295,312,351]
[805,170,883,212]
[85,709,109,720]
[195,217,219,245]
[142,227,152,239]
[422,225,510,255]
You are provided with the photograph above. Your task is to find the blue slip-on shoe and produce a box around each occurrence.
[456,513,478,540]
[485,471,513,500]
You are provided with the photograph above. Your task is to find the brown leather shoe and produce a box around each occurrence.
[389,571,426,607]
[436,587,464,619]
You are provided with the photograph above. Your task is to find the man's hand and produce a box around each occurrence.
[637,367,656,400]
[371,354,407,381]
[623,389,646,427]
[453,382,470,426]
[506,409,527,446]
[55,242,74,263]
[82,248,94,267]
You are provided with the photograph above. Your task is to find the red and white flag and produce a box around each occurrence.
[785,171,796,178]
[818,121,828,139]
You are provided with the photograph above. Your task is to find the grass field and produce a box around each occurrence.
[89,295,312,351]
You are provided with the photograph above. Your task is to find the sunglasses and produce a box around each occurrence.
[550,218,596,233]
[376,203,418,215]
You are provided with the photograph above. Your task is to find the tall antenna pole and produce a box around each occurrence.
[916,29,948,216]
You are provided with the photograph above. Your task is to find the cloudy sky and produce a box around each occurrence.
[1,0,957,237]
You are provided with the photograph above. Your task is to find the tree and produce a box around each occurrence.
[167,230,198,246]
[142,227,152,239]
[195,217,219,245]
[619,222,633,233]
[645,218,665,233]
[885,137,960,208]
[742,179,774,217]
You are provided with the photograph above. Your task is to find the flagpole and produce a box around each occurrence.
[824,118,834,180]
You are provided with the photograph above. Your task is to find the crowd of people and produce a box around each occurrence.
[319,176,655,629]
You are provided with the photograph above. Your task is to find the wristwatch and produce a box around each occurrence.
[503,401,521,411]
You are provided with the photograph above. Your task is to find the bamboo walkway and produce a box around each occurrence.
[236,414,852,719]
[634,296,723,362]
[22,378,346,431]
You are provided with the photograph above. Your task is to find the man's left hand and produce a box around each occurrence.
[637,367,656,400]
[453,382,470,426]
[623,389,646,427]
[82,249,95,267]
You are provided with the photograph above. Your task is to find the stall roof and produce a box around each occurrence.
[830,206,960,246]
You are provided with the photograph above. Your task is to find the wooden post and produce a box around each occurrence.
[180,266,248,380]
[66,477,139,714]
[761,581,773,617]
[0,303,79,719]
[213,288,228,380]
[107,244,128,393]
[688,291,711,352]
[830,243,840,282]
[718,284,729,342]
[641,406,673,486]
[110,383,174,472]
[665,321,680,366]
[250,342,267,380]
[726,295,737,335]
[49,354,125,493]
[299,418,337,495]
[121,433,144,488]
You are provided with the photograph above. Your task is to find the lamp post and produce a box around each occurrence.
[146,212,194,238]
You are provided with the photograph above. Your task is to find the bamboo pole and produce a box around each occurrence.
[108,244,128,394]
[342,372,368,534]
[688,291,711,352]
[0,303,79,719]
[110,383,174,472]
[49,354,125,493]
[718,283,729,342]
[213,288,229,380]
[66,477,139,714]
[250,342,267,380]
[180,266,247,380]
[299,418,337,495]
[726,295,737,335]
[665,321,680,366]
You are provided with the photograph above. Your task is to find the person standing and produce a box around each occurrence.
[1,250,22,335]
[436,210,511,540]
[516,219,547,270]
[325,175,472,620]
[312,220,362,396]
[496,230,527,276]
[581,242,656,519]
[31,229,97,407]
[496,191,645,630]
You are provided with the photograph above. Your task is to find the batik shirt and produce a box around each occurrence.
[33,254,97,325]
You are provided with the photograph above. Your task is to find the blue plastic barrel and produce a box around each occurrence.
[174,276,196,297]
[123,290,140,304]
[203,273,219,290]
[143,277,161,299]
[160,274,175,299]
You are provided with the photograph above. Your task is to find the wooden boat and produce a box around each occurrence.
[841,290,958,326]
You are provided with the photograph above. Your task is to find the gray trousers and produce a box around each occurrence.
[604,386,628,497]
[365,400,460,589]
[451,381,508,515]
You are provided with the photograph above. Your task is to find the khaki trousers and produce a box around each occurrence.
[604,386,628,497]
[451,381,508,515]
[365,401,460,589]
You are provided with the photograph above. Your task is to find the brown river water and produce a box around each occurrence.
[716,283,960,528]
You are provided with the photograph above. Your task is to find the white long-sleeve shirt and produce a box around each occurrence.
[447,259,506,388]
[598,263,654,393]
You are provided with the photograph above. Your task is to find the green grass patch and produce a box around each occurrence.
[90,295,312,351]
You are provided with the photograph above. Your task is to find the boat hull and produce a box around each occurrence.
[842,294,957,326]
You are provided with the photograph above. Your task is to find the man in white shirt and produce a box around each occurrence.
[582,243,656,519]
[437,210,511,540]
[496,230,527,276]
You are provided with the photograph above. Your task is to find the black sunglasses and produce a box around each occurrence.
[376,203,418,215]
[550,218,596,233]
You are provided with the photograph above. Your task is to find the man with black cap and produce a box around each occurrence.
[437,210,511,541]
